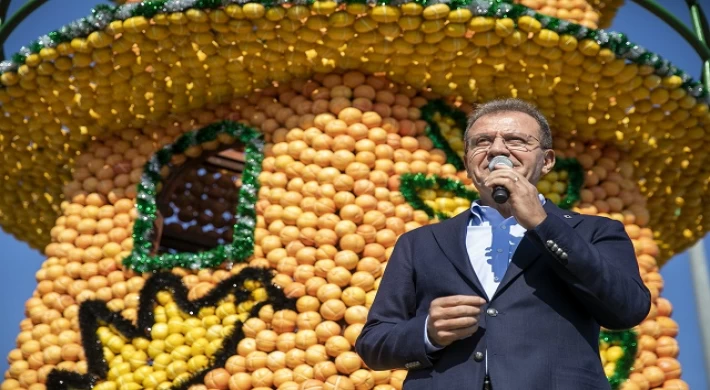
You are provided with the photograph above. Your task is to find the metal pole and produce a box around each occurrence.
[0,1,12,25]
[685,0,710,381]
[0,0,50,62]
[688,240,710,379]
[632,0,710,62]
[686,0,710,92]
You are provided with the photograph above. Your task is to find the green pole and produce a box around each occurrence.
[631,0,710,63]
[686,0,710,92]
[0,0,50,62]
[0,1,11,26]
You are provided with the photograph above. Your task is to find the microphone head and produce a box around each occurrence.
[488,156,513,171]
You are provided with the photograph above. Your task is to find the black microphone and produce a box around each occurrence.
[488,156,514,204]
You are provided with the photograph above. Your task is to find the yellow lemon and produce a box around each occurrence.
[606,346,624,363]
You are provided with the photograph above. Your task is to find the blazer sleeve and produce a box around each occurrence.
[526,214,651,330]
[355,232,435,371]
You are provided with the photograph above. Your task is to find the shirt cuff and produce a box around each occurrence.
[424,315,445,353]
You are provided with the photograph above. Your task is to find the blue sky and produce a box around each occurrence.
[0,0,707,388]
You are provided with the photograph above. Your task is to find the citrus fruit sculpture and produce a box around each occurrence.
[0,0,706,389]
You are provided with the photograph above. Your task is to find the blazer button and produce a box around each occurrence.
[474,352,485,362]
[486,308,498,317]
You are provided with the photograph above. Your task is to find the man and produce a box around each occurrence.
[355,98,651,389]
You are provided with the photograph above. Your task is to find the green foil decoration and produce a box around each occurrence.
[122,120,264,273]
[0,0,706,101]
[400,159,581,219]
[400,173,479,220]
[553,157,583,210]
[420,99,468,171]
[600,329,638,390]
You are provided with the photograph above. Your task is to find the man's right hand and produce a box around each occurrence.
[427,295,487,347]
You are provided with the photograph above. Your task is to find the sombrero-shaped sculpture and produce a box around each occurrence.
[0,0,703,389]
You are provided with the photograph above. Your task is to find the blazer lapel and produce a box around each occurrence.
[492,237,541,300]
[492,201,584,300]
[431,211,489,300]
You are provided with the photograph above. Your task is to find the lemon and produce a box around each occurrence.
[606,345,624,362]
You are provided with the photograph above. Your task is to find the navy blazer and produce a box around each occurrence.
[356,201,651,390]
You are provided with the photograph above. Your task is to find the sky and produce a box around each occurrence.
[0,0,708,388]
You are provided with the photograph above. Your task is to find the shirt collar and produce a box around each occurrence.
[470,194,546,226]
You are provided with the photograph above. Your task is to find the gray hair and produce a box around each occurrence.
[463,98,553,153]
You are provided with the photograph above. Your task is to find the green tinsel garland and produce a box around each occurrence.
[0,0,706,102]
[420,99,469,171]
[122,120,264,273]
[553,157,583,210]
[400,158,581,219]
[600,329,638,390]
[400,173,479,220]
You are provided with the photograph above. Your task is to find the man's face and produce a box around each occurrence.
[464,111,555,195]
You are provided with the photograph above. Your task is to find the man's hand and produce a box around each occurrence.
[427,295,487,347]
[484,165,547,230]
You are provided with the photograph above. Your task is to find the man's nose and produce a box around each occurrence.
[487,136,510,157]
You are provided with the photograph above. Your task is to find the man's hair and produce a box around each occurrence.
[463,98,553,153]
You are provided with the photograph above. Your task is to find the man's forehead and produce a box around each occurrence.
[469,111,540,134]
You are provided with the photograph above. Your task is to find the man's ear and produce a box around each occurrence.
[541,149,556,175]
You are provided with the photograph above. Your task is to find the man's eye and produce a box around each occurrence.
[507,138,526,145]
[475,139,492,146]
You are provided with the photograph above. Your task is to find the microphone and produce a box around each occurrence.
[488,156,514,204]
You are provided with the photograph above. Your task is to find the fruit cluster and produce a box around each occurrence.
[0,2,708,259]
[517,0,624,29]
[2,72,690,390]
